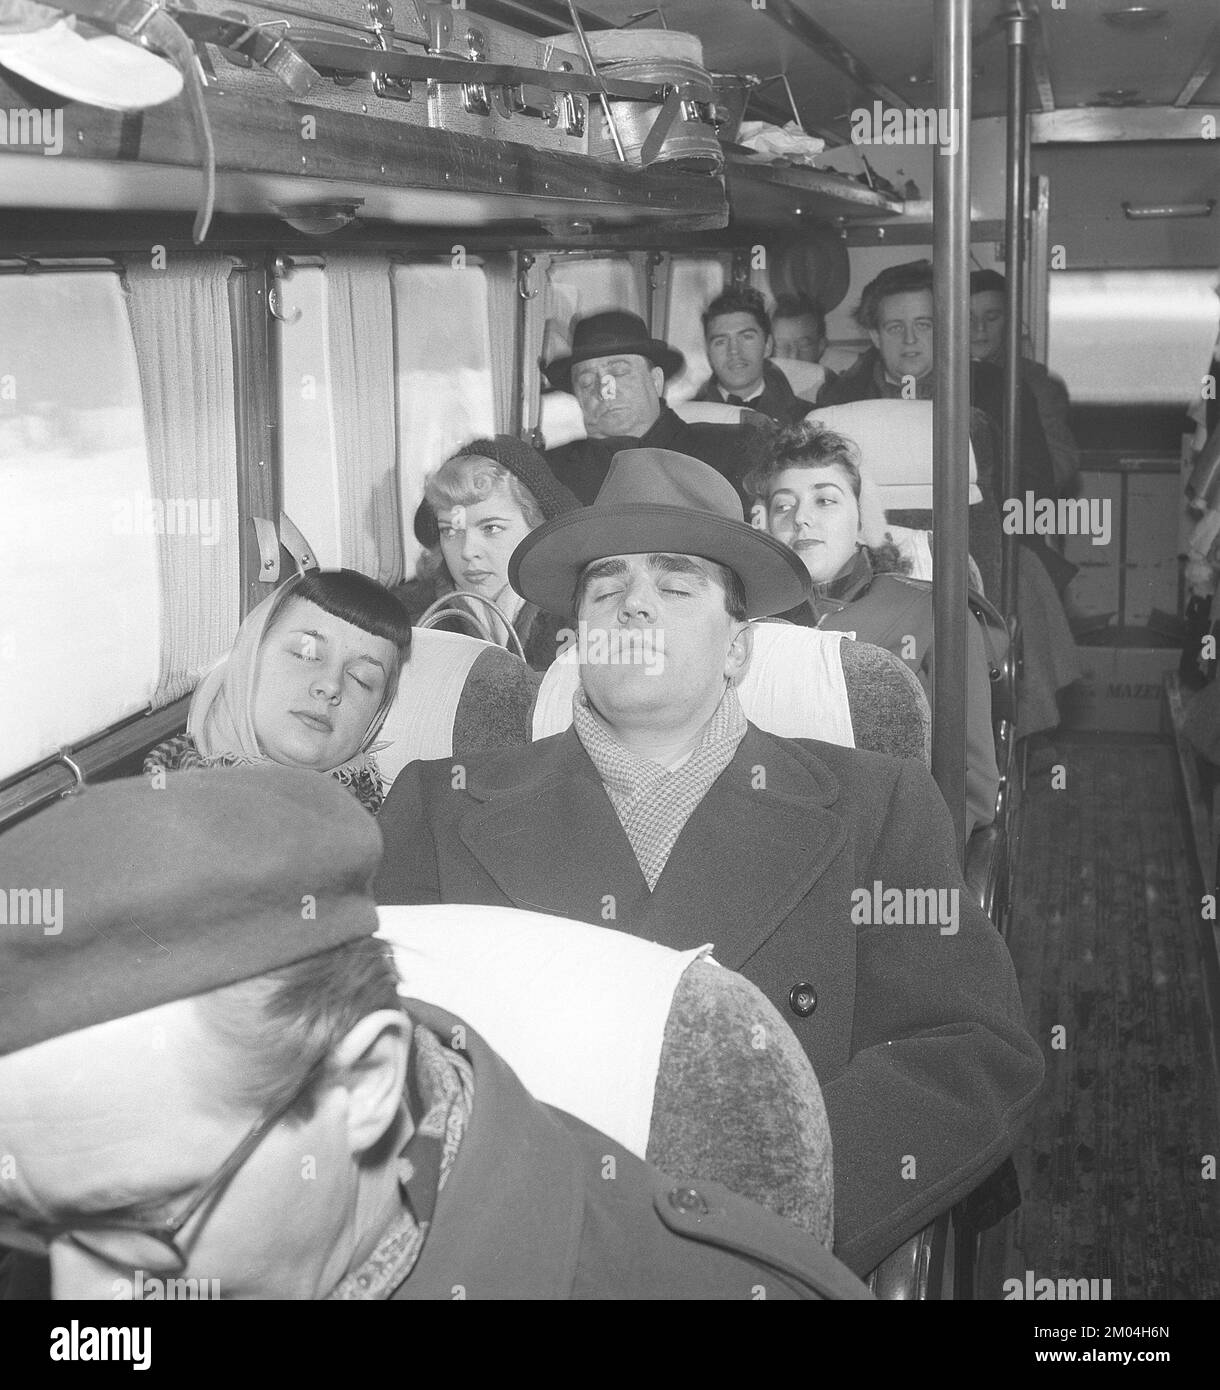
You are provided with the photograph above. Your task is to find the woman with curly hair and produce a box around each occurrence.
[744,419,999,834]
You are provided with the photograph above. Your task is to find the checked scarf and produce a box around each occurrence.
[573,682,748,891]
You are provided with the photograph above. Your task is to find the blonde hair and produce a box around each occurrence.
[417,454,543,586]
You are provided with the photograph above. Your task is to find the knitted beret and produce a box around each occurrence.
[413,434,581,548]
[0,767,383,1056]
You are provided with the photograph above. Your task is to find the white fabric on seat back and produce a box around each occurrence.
[670,399,747,426]
[538,389,588,450]
[771,357,828,401]
[885,524,935,582]
[377,628,496,785]
[538,391,749,447]
[809,399,982,508]
[377,903,712,1158]
[531,625,855,747]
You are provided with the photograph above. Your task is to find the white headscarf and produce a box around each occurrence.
[187,575,398,773]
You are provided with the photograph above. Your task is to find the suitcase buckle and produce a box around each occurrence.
[373,73,414,102]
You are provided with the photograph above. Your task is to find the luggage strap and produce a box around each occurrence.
[282,38,713,106]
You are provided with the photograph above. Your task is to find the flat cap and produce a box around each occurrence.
[0,768,383,1056]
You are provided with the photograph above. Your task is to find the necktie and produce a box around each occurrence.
[724,394,748,408]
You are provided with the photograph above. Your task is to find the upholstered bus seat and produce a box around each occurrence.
[377,903,835,1244]
[807,398,998,597]
[532,623,931,766]
[377,628,537,787]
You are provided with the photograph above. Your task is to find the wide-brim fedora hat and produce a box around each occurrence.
[544,310,684,393]
[509,449,810,620]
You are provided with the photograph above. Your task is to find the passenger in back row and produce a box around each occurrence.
[375,446,1044,1275]
[402,436,580,671]
[693,286,814,426]
[543,309,752,504]
[144,568,413,812]
[744,420,999,834]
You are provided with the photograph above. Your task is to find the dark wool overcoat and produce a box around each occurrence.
[376,726,1046,1275]
[391,1001,872,1300]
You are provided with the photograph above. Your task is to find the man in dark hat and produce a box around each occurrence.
[376,448,1044,1279]
[543,309,754,505]
[0,768,869,1301]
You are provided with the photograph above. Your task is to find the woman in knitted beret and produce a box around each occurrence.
[403,436,581,672]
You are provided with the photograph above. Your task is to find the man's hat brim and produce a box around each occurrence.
[509,504,810,620]
[544,339,685,393]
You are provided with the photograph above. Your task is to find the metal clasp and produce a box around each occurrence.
[55,750,86,797]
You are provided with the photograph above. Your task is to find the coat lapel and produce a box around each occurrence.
[636,728,848,968]
[458,730,650,924]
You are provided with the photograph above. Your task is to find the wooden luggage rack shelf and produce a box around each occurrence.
[724,152,905,228]
[0,73,728,237]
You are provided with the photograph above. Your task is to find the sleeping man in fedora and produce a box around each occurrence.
[543,309,754,505]
[376,447,1045,1277]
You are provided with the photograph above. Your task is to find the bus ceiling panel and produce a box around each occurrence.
[1035,0,1220,112]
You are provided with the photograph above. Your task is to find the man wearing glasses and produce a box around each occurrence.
[0,768,868,1301]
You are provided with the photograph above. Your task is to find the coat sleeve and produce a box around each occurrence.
[1018,379,1059,501]
[824,758,1043,1274]
[374,761,444,905]
[921,617,1001,835]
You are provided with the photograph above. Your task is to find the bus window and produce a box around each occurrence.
[663,255,729,402]
[543,254,645,369]
[392,262,497,577]
[1048,269,1219,405]
[0,271,160,780]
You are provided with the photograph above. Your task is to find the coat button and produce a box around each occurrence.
[667,1186,709,1217]
[789,983,818,1018]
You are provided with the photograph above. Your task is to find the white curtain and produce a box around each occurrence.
[277,257,404,586]
[392,263,497,578]
[278,264,343,570]
[123,254,240,709]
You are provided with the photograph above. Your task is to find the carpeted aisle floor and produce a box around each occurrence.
[978,734,1220,1300]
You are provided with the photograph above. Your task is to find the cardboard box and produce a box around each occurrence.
[1062,646,1179,734]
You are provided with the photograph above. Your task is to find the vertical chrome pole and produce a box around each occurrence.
[1001,11,1030,622]
[932,0,971,860]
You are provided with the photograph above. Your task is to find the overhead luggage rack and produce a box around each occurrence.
[0,0,730,238]
[724,152,905,228]
[0,72,728,236]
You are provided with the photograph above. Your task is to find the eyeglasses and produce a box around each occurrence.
[0,1057,327,1274]
[880,319,934,340]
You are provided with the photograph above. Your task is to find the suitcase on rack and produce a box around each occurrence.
[186,0,592,155]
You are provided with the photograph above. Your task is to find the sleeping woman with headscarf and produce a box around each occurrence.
[144,569,414,812]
